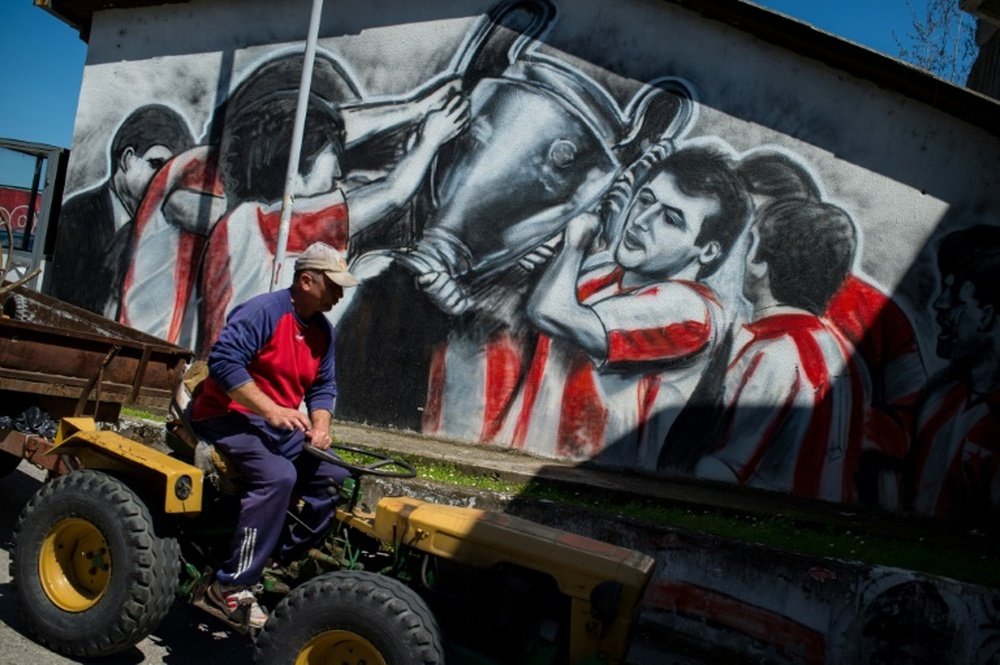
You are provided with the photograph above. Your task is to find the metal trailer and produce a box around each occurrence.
[0,282,191,478]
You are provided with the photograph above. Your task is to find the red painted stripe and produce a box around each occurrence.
[422,343,447,435]
[733,351,800,485]
[646,580,826,664]
[256,203,349,255]
[167,232,206,343]
[480,336,523,442]
[914,384,966,501]
[198,216,234,352]
[836,333,866,502]
[787,330,832,498]
[557,352,607,458]
[608,318,710,363]
[636,373,660,443]
[578,266,623,302]
[511,336,551,449]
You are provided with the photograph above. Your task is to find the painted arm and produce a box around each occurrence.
[163,189,228,235]
[345,93,469,236]
[153,146,227,234]
[341,77,461,148]
[527,213,608,361]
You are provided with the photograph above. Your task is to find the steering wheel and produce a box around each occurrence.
[304,442,417,478]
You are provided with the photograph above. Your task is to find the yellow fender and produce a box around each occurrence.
[360,496,655,664]
[50,418,203,514]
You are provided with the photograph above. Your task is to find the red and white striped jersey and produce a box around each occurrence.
[697,310,867,503]
[912,380,1000,517]
[119,146,224,344]
[495,265,724,467]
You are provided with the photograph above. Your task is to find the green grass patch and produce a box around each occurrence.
[344,447,1000,588]
[121,406,167,422]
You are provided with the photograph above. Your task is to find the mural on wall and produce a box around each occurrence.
[52,0,1000,522]
[49,105,196,316]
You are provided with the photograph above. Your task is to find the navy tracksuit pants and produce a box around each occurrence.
[192,412,350,586]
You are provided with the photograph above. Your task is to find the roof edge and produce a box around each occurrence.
[33,0,1000,135]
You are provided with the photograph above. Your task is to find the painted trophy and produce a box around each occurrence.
[395,0,696,314]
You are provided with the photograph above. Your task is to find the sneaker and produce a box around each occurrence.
[207,580,268,629]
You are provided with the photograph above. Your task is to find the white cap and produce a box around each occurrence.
[294,242,360,287]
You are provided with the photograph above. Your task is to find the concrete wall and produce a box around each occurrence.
[50,0,1000,522]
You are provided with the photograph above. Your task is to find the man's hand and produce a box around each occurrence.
[421,94,470,148]
[265,406,311,432]
[306,428,333,450]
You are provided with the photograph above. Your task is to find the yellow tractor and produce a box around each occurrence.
[3,289,654,664]
[11,415,654,664]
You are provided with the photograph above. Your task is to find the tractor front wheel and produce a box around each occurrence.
[255,570,444,665]
[10,469,180,657]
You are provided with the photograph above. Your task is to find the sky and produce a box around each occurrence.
[0,0,936,186]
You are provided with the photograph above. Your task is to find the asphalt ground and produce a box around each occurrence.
[0,460,253,665]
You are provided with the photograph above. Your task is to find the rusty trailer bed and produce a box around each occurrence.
[1,283,191,412]
[1,283,192,472]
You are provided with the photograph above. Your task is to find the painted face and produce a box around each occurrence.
[294,143,341,198]
[614,171,720,278]
[934,274,993,361]
[120,144,174,214]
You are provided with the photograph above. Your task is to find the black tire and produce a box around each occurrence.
[10,469,181,658]
[255,570,444,665]
[0,450,21,478]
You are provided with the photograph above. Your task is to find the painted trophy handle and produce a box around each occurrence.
[615,77,697,166]
[448,0,557,90]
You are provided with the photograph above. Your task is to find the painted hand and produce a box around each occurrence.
[563,212,601,251]
[422,93,470,146]
[419,76,462,114]
[416,270,471,316]
[518,238,560,272]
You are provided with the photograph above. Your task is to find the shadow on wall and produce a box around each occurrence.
[46,0,1000,526]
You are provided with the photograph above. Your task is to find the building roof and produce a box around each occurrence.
[35,0,1000,135]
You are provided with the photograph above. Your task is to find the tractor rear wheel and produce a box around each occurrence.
[255,570,444,665]
[11,469,180,657]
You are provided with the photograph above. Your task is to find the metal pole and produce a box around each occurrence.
[270,0,325,291]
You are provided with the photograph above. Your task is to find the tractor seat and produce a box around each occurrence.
[165,361,241,495]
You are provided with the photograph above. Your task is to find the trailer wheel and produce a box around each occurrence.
[0,451,21,478]
[11,469,180,658]
[255,570,444,665]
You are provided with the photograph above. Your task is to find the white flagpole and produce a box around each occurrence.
[271,0,325,291]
